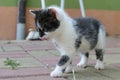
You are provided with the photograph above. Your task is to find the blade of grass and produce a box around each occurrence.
[72,69,76,80]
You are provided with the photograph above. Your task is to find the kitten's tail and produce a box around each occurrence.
[96,24,106,49]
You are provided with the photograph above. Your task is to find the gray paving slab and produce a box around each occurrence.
[28,50,56,57]
[0,47,3,52]
[90,54,120,65]
[106,48,120,54]
[0,76,65,80]
[0,51,30,58]
[2,45,23,51]
[0,57,44,68]
[66,65,120,80]
[0,68,50,79]
[0,37,120,80]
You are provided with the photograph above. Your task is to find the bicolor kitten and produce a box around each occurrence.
[30,6,106,77]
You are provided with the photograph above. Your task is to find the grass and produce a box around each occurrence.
[0,0,120,10]
[84,0,120,10]
[0,0,18,7]
[72,69,76,80]
[4,58,20,70]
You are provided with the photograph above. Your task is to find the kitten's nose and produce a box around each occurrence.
[40,36,49,41]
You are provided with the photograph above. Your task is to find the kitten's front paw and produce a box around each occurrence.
[77,62,87,68]
[50,70,63,77]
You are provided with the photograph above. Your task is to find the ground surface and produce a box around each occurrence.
[0,36,120,80]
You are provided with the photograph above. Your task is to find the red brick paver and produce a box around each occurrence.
[0,37,120,80]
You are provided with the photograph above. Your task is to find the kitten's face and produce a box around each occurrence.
[30,8,60,37]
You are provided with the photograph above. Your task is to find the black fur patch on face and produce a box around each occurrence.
[58,55,70,66]
[95,49,104,61]
[34,9,60,37]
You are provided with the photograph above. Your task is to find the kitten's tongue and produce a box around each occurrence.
[40,36,49,41]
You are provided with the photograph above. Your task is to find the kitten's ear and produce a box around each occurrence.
[29,10,37,16]
[49,8,56,17]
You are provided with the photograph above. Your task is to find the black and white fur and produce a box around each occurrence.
[30,6,106,77]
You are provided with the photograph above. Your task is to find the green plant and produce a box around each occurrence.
[4,58,20,70]
[72,69,76,80]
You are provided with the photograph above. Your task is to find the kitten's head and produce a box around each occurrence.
[30,7,60,37]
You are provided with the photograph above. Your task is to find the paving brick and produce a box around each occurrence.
[35,41,52,45]
[28,50,56,57]
[3,45,23,51]
[0,47,3,52]
[49,50,60,56]
[67,65,120,80]
[21,41,54,51]
[16,41,37,46]
[90,54,120,64]
[22,45,43,51]
[37,56,59,68]
[106,37,120,48]
[14,57,44,68]
[39,44,55,50]
[22,44,55,51]
[0,68,51,79]
[1,76,66,80]
[0,51,30,58]
[0,57,44,68]
[30,41,51,46]
[106,48,120,54]
[0,40,12,45]
[110,63,120,68]
[0,37,120,80]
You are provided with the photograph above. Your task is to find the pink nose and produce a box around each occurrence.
[40,36,49,41]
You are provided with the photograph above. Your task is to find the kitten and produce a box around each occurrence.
[30,6,106,77]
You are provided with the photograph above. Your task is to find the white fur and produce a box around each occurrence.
[48,20,76,77]
[79,37,91,53]
[47,8,77,56]
[95,60,104,70]
[64,64,73,73]
[45,6,104,77]
[95,25,106,49]
[50,65,63,77]
[48,6,70,21]
[29,10,35,16]
[77,53,88,68]
[26,29,39,40]
[51,58,72,77]
[32,6,105,77]
[95,26,105,70]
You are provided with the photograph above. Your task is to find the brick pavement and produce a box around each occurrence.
[0,37,120,80]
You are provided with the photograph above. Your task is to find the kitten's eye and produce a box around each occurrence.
[53,19,57,22]
[40,19,42,21]
[43,23,47,27]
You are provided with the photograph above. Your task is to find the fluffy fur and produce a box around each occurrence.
[30,6,106,77]
[26,29,40,40]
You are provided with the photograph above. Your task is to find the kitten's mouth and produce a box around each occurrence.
[39,31,49,41]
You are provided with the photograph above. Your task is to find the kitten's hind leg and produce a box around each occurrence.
[77,52,89,68]
[95,49,104,70]
[95,27,105,70]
